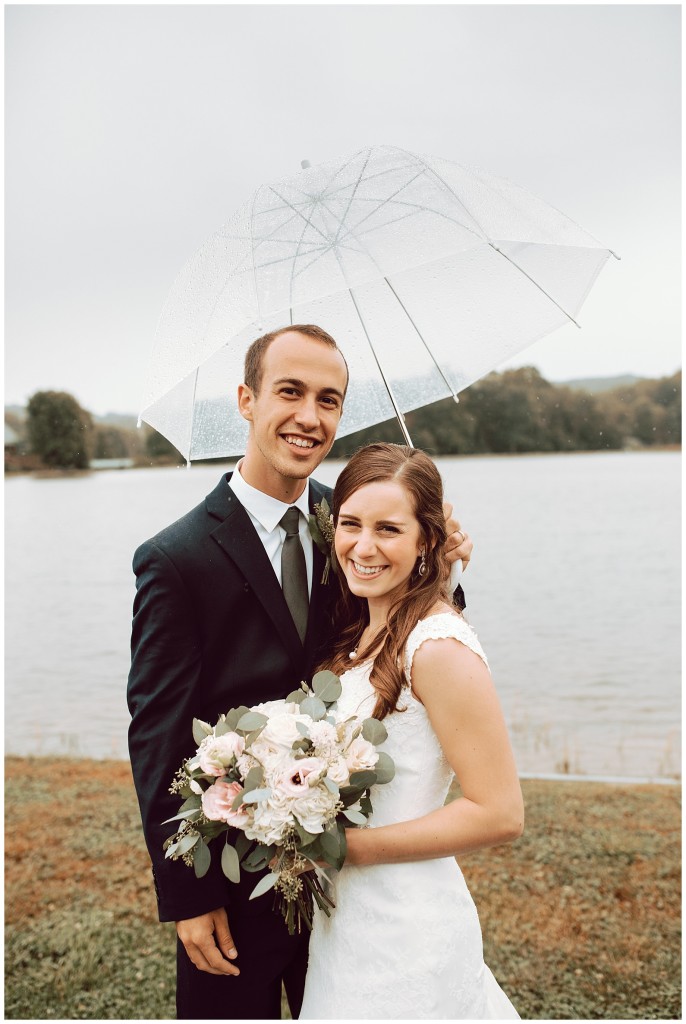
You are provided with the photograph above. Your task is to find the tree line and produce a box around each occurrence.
[331,367,681,457]
[4,367,681,471]
[5,391,182,471]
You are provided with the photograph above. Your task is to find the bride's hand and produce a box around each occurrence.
[443,502,472,569]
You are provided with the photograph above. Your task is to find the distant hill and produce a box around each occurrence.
[3,405,138,429]
[559,375,643,393]
[95,412,138,429]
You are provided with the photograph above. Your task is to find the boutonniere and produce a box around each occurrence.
[308,498,336,584]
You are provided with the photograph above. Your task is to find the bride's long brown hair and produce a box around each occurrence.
[323,443,451,719]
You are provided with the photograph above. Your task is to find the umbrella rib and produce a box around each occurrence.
[346,286,413,447]
[288,198,331,309]
[249,187,263,325]
[266,186,332,246]
[417,159,488,239]
[325,170,433,248]
[488,243,581,327]
[331,150,373,248]
[186,368,200,465]
[383,278,460,404]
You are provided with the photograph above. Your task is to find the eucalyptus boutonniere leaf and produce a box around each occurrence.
[307,498,336,584]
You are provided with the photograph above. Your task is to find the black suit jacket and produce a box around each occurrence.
[127,472,335,922]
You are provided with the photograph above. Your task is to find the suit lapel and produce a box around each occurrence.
[206,476,305,670]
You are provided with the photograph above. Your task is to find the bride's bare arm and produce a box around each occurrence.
[344,639,524,866]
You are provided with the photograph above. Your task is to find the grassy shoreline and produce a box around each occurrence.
[5,757,681,1020]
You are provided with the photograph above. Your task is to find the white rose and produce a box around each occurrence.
[248,735,291,774]
[291,784,339,834]
[251,698,290,717]
[345,735,379,774]
[197,732,246,776]
[326,756,350,786]
[261,710,311,749]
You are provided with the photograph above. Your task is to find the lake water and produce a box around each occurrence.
[4,451,681,779]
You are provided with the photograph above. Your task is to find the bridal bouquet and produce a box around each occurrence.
[163,671,394,933]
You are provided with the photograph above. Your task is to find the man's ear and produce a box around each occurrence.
[237,383,254,423]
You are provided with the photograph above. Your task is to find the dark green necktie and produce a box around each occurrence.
[280,507,308,642]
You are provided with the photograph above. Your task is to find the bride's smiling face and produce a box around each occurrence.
[335,480,423,607]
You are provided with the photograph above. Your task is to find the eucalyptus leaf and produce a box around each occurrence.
[179,794,203,812]
[323,776,339,796]
[176,833,201,855]
[245,843,273,867]
[340,787,366,808]
[360,795,373,816]
[192,718,213,745]
[242,787,272,803]
[250,729,270,749]
[221,843,241,883]
[338,823,348,867]
[244,766,264,792]
[296,721,310,737]
[295,824,318,847]
[164,842,179,859]
[214,718,230,737]
[312,670,342,703]
[285,689,306,704]
[237,711,268,732]
[362,718,388,745]
[193,839,211,878]
[231,791,245,810]
[319,829,340,861]
[249,872,278,901]
[202,821,229,840]
[235,832,253,862]
[300,696,326,721]
[373,751,396,784]
[161,808,202,825]
[307,514,326,548]
[343,808,367,825]
[224,706,249,732]
[291,738,312,753]
[348,770,377,789]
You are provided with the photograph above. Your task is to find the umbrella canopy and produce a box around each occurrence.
[140,145,615,460]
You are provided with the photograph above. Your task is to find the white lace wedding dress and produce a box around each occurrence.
[299,612,519,1020]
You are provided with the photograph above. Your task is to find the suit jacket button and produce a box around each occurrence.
[244,583,250,592]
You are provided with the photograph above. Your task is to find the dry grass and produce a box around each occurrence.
[4,758,681,1020]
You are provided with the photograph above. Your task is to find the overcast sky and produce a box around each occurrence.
[5,4,681,416]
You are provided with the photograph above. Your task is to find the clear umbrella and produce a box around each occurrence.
[139,145,617,460]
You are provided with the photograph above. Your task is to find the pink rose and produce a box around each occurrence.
[201,779,250,828]
[275,756,327,797]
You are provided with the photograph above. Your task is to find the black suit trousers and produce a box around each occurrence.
[175,894,309,1020]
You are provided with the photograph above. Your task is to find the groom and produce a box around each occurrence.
[127,324,472,1020]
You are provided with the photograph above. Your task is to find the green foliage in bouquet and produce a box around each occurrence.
[163,671,394,933]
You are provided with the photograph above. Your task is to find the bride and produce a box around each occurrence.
[300,443,523,1020]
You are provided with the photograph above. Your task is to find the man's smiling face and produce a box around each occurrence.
[238,330,348,497]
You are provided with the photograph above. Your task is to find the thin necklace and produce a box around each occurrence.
[349,624,381,660]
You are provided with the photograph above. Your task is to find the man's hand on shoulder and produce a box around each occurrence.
[176,907,240,976]
[442,501,472,568]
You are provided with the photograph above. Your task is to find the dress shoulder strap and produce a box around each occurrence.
[403,612,489,686]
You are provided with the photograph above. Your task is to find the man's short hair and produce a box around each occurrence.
[243,324,349,396]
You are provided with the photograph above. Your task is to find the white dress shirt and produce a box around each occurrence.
[228,461,314,596]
